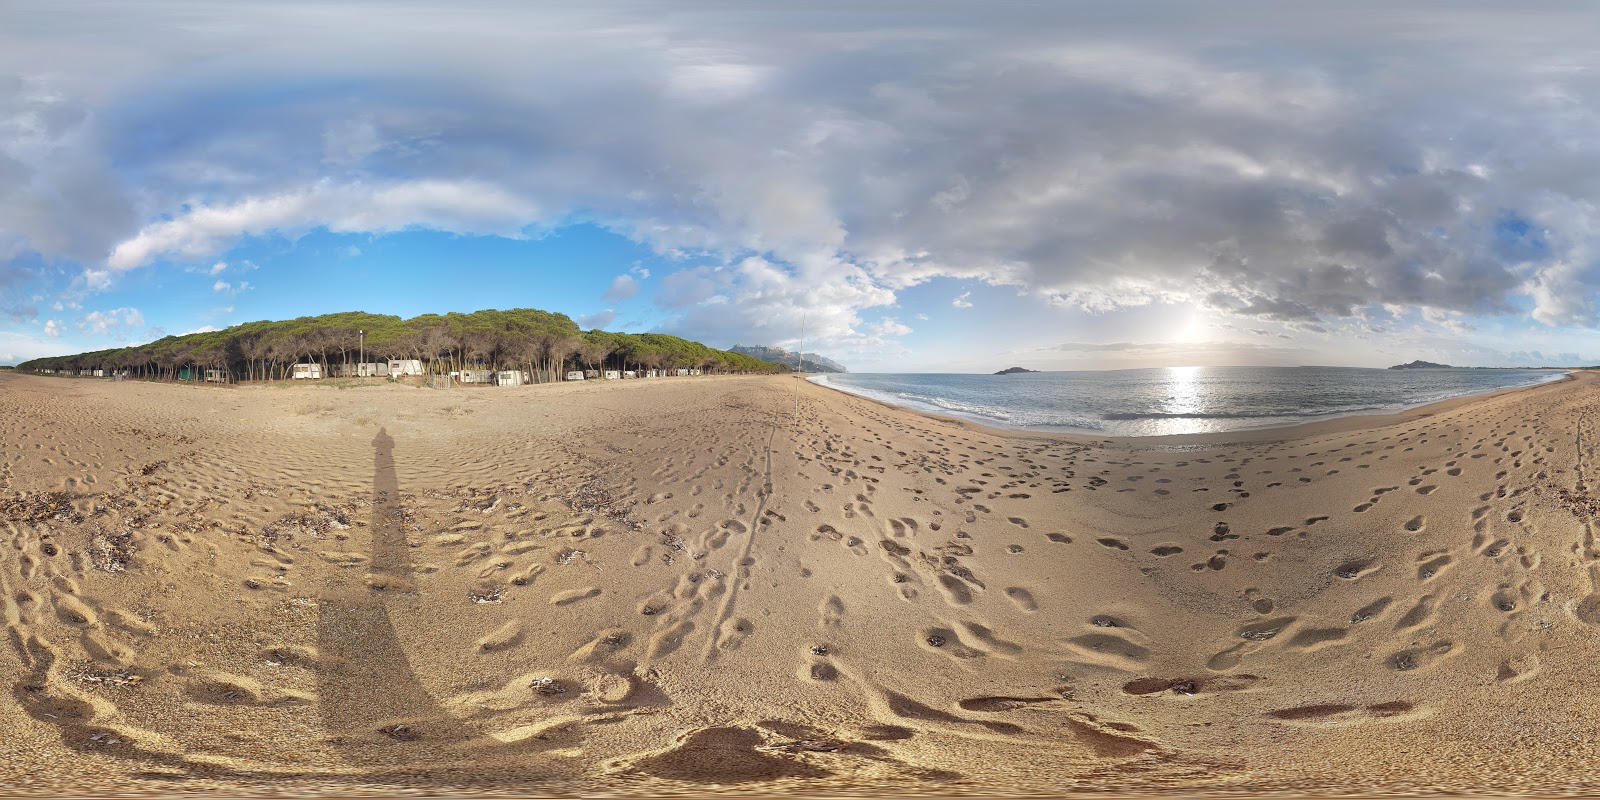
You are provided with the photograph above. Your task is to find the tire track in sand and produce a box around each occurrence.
[702,425,777,661]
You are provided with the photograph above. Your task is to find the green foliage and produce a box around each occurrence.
[16,308,790,379]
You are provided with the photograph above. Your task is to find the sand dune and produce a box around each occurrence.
[3,369,1600,795]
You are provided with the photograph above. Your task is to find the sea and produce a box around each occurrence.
[810,366,1565,438]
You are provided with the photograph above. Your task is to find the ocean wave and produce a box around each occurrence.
[1102,406,1387,421]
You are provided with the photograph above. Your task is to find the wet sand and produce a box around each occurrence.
[2,369,1599,796]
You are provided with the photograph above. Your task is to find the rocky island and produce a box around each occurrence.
[1387,360,1452,370]
[994,366,1040,375]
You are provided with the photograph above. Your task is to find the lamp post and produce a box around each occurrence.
[359,330,364,378]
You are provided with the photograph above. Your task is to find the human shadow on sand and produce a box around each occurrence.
[315,427,486,762]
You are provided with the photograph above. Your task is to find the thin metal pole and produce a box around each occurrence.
[793,311,805,425]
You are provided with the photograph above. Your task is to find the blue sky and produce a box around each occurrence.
[6,2,1600,371]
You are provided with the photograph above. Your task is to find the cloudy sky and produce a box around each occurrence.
[5,2,1600,372]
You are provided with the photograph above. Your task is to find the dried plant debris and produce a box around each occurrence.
[260,503,358,541]
[378,724,419,741]
[1,491,86,524]
[1555,487,1600,519]
[560,477,640,530]
[530,677,567,696]
[67,664,143,688]
[763,738,849,753]
[89,523,137,572]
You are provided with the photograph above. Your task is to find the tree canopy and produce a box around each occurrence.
[17,308,788,382]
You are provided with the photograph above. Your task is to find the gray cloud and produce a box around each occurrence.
[576,309,616,329]
[4,2,1600,347]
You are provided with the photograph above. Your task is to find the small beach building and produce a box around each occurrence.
[389,359,424,377]
[566,370,585,381]
[204,369,227,383]
[291,363,322,380]
[458,369,494,384]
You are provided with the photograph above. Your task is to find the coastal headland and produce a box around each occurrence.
[2,370,1599,795]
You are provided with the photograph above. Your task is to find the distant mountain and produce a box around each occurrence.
[730,344,847,373]
[1388,360,1452,370]
[994,366,1040,375]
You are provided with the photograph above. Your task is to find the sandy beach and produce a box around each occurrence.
[3,369,1600,796]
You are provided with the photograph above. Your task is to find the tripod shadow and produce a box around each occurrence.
[315,427,479,757]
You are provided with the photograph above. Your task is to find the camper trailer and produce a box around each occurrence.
[291,363,322,380]
[388,359,424,377]
[645,369,659,378]
[204,369,227,383]
[689,368,702,376]
[337,362,388,377]
[604,370,621,380]
[496,370,529,386]
[566,371,585,381]
[92,369,105,377]
[675,368,689,377]
[458,369,494,384]
[584,369,600,379]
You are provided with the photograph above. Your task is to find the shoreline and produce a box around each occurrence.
[805,369,1582,447]
[806,368,1580,444]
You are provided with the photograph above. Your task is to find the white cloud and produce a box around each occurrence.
[43,319,61,337]
[952,291,973,309]
[106,180,539,271]
[867,317,913,337]
[209,261,228,275]
[76,307,143,336]
[915,313,929,321]
[213,280,230,292]
[603,274,641,302]
[83,270,112,291]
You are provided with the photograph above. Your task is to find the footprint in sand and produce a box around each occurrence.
[1389,640,1455,672]
[475,620,524,652]
[1393,595,1438,630]
[716,617,754,650]
[551,587,601,606]
[1350,597,1393,624]
[818,595,845,627]
[1004,587,1037,612]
